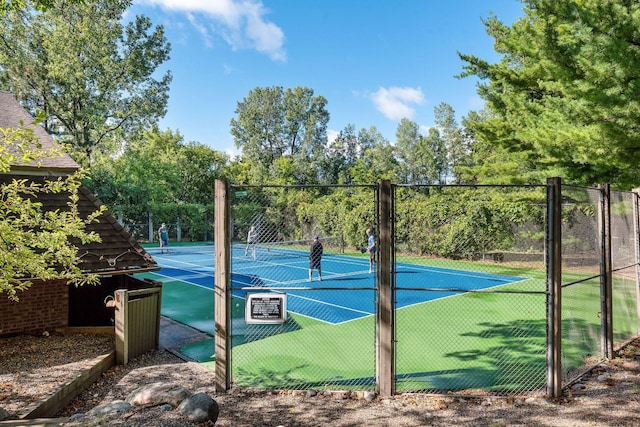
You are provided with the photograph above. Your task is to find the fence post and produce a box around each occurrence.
[114,289,129,365]
[599,184,613,359]
[633,189,640,335]
[214,179,231,392]
[377,180,394,397]
[148,211,154,243]
[546,177,562,397]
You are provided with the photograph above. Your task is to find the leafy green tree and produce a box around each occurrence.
[351,127,398,184]
[1,124,102,301]
[433,102,468,184]
[178,141,229,203]
[88,128,229,227]
[456,109,535,184]
[0,0,55,14]
[230,86,329,184]
[395,118,443,184]
[395,118,421,184]
[321,124,376,185]
[0,0,172,166]
[424,127,448,185]
[459,1,640,188]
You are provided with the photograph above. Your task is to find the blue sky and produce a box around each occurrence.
[131,0,524,157]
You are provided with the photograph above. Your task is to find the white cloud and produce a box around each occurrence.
[326,129,340,144]
[419,124,431,135]
[370,86,426,121]
[225,143,241,159]
[186,13,213,48]
[139,0,286,61]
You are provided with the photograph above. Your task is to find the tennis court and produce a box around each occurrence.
[145,241,528,326]
[139,240,554,392]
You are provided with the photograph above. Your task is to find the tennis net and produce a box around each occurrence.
[144,243,213,256]
[233,236,344,263]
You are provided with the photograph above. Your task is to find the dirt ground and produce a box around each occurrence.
[1,332,640,426]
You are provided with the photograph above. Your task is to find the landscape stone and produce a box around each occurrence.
[126,382,192,407]
[88,400,132,416]
[178,392,219,423]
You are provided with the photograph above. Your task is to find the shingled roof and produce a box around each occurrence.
[0,90,79,173]
[1,91,159,275]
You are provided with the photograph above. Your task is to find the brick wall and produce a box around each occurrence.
[0,280,69,336]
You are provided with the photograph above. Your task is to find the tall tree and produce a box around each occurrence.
[89,128,230,216]
[230,86,329,184]
[459,1,640,188]
[433,102,467,184]
[395,118,422,184]
[0,0,172,166]
[424,127,448,185]
[350,126,398,183]
[321,124,373,185]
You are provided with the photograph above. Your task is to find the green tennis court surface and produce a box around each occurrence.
[146,242,528,324]
[137,242,569,391]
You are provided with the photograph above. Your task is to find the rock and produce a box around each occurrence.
[126,382,192,407]
[69,413,86,420]
[525,397,539,405]
[89,400,132,416]
[0,407,9,421]
[333,390,351,400]
[178,392,219,423]
[364,391,377,402]
[306,389,317,397]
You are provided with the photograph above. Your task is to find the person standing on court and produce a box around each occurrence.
[366,228,376,273]
[309,235,323,281]
[158,223,170,254]
[245,225,257,260]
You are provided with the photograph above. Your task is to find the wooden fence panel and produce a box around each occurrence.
[114,287,162,365]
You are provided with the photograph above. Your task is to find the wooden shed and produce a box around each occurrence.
[0,91,161,335]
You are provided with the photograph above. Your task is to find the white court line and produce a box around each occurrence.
[395,263,528,282]
[153,253,531,325]
[153,254,214,272]
[258,269,371,287]
[152,271,213,292]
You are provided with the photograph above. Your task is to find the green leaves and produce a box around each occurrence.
[0,170,102,301]
[0,0,171,166]
[230,86,329,184]
[460,0,640,188]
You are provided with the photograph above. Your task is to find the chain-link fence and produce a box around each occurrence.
[229,184,379,390]
[393,184,548,395]
[610,190,639,346]
[212,180,640,397]
[560,186,602,383]
[114,204,214,244]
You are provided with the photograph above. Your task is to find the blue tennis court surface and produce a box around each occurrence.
[148,245,527,325]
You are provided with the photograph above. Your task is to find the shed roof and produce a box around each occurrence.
[1,174,160,275]
[1,91,158,275]
[0,90,79,173]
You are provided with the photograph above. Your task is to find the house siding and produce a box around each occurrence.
[0,280,69,336]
